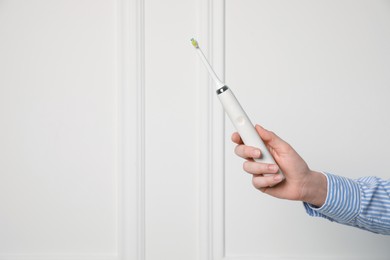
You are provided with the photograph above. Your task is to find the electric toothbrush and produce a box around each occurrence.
[191,38,284,179]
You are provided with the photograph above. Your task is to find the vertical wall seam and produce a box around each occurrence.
[118,0,145,259]
[136,0,146,259]
[197,0,213,259]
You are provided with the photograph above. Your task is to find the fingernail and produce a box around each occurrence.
[268,164,278,171]
[253,149,261,158]
[274,174,282,181]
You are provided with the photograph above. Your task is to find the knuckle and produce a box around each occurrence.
[245,146,255,157]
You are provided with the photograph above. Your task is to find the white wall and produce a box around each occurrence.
[0,0,390,260]
[224,1,390,259]
[0,0,118,257]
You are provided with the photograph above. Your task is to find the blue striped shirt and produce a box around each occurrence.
[304,172,390,235]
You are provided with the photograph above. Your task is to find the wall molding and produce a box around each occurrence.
[0,256,119,260]
[210,1,226,259]
[224,257,390,260]
[118,0,145,260]
[196,1,213,260]
[197,0,225,259]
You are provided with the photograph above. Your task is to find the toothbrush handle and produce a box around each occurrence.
[217,86,284,177]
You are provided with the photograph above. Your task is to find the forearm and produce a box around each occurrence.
[304,173,390,235]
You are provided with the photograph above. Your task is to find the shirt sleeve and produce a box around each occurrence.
[304,172,390,235]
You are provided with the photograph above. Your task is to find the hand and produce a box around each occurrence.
[232,125,327,207]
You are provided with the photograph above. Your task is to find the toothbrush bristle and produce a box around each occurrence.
[191,38,199,48]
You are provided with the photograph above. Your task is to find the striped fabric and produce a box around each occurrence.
[304,172,390,235]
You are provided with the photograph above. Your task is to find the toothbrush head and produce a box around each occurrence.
[190,37,225,88]
[191,38,199,48]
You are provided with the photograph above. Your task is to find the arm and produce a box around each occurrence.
[304,174,390,235]
[232,125,390,235]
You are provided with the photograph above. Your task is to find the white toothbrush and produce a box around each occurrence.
[191,38,284,179]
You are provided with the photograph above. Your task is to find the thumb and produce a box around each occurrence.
[255,125,286,150]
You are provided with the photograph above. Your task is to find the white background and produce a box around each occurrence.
[0,0,390,260]
[225,1,390,259]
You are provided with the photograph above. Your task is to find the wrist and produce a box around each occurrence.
[301,171,327,207]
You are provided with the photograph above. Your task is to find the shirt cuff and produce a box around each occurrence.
[304,172,361,224]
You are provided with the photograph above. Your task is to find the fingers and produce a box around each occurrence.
[232,132,260,159]
[243,161,279,175]
[231,126,285,190]
[235,144,261,159]
[252,174,284,191]
[232,125,289,158]
[231,132,243,144]
[255,124,286,149]
[242,161,284,188]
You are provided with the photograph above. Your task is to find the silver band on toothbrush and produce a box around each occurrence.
[216,85,229,95]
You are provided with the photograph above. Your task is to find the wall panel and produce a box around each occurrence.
[223,0,390,259]
[0,0,139,259]
[144,0,199,259]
